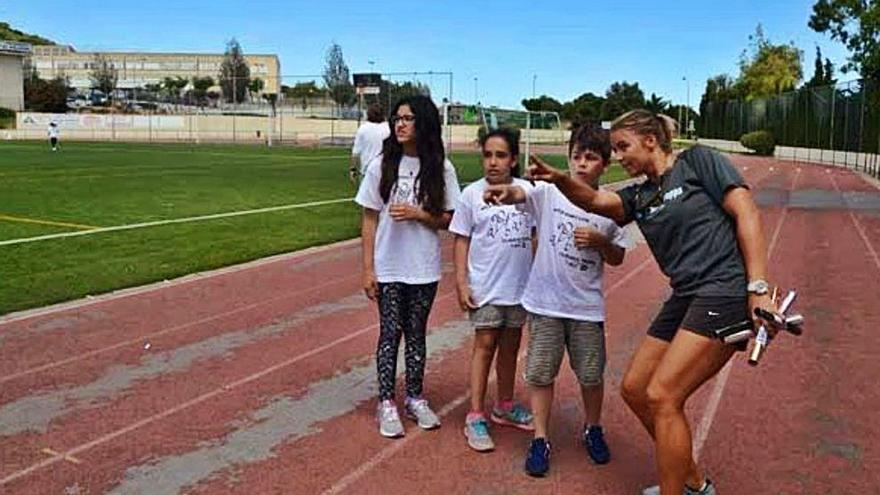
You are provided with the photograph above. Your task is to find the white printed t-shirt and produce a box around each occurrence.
[355,155,461,284]
[449,178,534,306]
[520,182,627,321]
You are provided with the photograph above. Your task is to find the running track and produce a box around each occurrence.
[1,156,878,494]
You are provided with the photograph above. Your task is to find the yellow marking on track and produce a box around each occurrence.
[40,448,82,464]
[0,214,99,230]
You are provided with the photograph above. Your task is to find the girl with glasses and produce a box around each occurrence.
[355,95,462,438]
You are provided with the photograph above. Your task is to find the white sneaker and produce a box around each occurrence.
[404,397,441,429]
[377,400,405,438]
[642,479,716,495]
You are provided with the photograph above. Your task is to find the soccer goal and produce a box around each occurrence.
[448,104,566,163]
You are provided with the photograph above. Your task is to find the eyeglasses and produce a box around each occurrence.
[391,115,416,126]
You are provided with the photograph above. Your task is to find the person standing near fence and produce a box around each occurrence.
[350,103,390,183]
[48,121,60,152]
[355,95,462,438]
[503,110,776,494]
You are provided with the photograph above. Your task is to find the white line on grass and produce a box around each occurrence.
[0,197,355,247]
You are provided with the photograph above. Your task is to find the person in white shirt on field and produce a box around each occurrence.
[350,103,391,183]
[355,95,462,438]
[48,121,60,151]
[483,124,627,477]
[450,128,536,453]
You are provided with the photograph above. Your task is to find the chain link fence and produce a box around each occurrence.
[699,78,880,178]
[13,73,461,149]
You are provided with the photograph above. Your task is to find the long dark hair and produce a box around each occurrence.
[379,95,447,214]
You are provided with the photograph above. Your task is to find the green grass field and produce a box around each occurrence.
[0,141,627,315]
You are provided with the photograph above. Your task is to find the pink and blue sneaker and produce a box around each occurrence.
[490,400,534,431]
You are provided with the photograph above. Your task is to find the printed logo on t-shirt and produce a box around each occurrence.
[637,185,684,221]
[484,208,530,249]
[392,180,416,205]
[664,186,684,202]
[549,208,599,272]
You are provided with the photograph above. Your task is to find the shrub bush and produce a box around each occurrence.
[740,130,776,156]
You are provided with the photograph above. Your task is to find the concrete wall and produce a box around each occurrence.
[0,54,24,111]
[10,112,569,148]
[697,138,880,170]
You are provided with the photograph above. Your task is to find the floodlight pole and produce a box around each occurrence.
[683,76,690,139]
[525,112,532,174]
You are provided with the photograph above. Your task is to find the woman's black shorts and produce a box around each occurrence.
[648,294,750,350]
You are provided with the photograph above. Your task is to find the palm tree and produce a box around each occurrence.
[645,93,669,114]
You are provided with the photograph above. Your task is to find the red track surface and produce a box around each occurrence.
[1,156,877,494]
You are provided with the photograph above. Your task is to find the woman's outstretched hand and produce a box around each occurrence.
[528,154,566,184]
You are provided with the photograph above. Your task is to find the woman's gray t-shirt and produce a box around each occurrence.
[616,146,748,297]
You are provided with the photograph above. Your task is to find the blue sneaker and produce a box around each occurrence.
[524,438,551,477]
[583,425,610,464]
[491,401,535,431]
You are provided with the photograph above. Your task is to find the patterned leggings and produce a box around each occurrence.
[376,282,439,401]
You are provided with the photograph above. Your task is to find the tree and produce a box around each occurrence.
[143,83,162,94]
[824,58,837,85]
[0,22,54,45]
[809,0,880,79]
[561,92,604,127]
[737,25,803,99]
[805,46,837,88]
[323,43,355,113]
[162,76,189,103]
[807,46,825,87]
[698,74,741,137]
[219,38,250,104]
[700,74,741,106]
[248,78,264,101]
[521,95,563,113]
[191,77,214,106]
[282,81,328,111]
[24,76,69,113]
[668,104,698,128]
[645,93,669,114]
[262,93,278,116]
[601,81,645,120]
[380,80,430,109]
[89,54,118,104]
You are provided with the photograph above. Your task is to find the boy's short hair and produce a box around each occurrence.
[366,104,385,123]
[568,124,611,165]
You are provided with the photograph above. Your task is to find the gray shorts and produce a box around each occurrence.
[469,304,528,330]
[524,314,606,387]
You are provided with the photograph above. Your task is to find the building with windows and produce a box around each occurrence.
[31,45,280,94]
